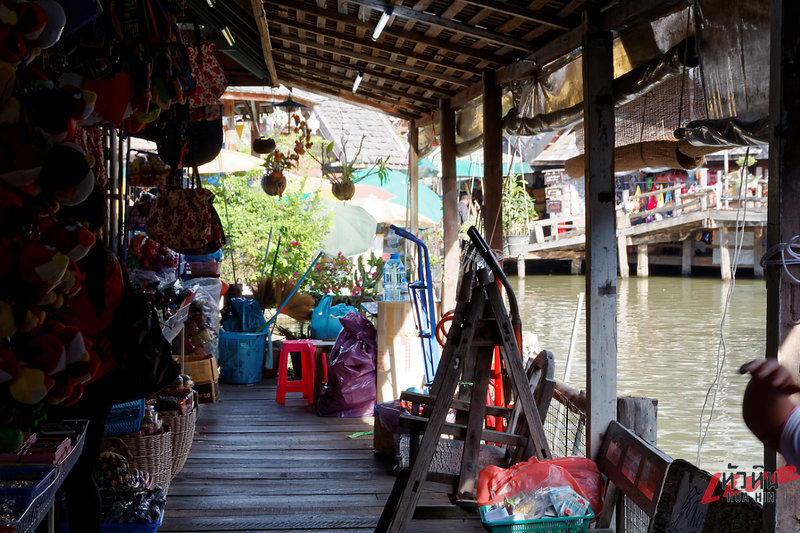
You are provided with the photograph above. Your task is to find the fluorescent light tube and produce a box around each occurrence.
[221,26,235,47]
[372,8,393,41]
[352,71,364,93]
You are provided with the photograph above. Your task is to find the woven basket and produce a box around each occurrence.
[161,404,197,479]
[110,427,173,494]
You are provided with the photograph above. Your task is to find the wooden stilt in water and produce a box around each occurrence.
[681,238,693,276]
[637,245,649,277]
[719,225,732,281]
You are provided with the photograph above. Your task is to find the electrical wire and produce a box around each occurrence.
[696,149,749,466]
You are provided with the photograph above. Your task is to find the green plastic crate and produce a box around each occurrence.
[479,505,594,533]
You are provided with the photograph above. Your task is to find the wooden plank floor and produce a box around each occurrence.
[160,378,485,532]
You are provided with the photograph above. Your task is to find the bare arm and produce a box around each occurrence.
[740,359,800,451]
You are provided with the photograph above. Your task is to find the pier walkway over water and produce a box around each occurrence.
[508,179,767,278]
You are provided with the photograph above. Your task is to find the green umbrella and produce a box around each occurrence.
[319,198,378,257]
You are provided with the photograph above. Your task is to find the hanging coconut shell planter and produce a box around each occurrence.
[261,172,286,196]
[331,179,356,201]
[310,137,391,201]
[259,115,312,197]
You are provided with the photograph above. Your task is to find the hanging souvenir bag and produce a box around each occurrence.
[146,168,215,252]
[178,167,227,256]
[157,103,223,167]
[185,18,228,107]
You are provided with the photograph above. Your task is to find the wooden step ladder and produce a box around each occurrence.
[375,245,552,533]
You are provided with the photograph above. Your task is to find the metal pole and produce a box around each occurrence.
[563,291,585,384]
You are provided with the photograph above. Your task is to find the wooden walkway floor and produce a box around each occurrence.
[160,378,486,532]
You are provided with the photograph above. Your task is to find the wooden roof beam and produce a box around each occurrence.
[251,0,279,86]
[269,1,505,65]
[272,46,455,97]
[348,0,532,52]
[276,56,440,108]
[272,31,471,86]
[458,0,572,30]
[451,0,690,109]
[277,69,419,120]
[267,16,482,76]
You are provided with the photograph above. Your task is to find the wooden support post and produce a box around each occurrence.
[408,120,420,265]
[441,99,458,313]
[223,99,236,149]
[582,11,617,462]
[768,1,800,529]
[636,245,649,278]
[517,256,525,278]
[753,226,765,278]
[618,234,629,278]
[570,258,582,275]
[681,238,693,276]
[483,69,503,254]
[718,225,732,281]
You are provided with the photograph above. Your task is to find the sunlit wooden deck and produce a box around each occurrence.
[160,378,485,532]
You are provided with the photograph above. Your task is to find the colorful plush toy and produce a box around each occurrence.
[0,124,43,190]
[44,219,95,261]
[8,362,54,404]
[0,344,15,383]
[38,142,94,206]
[27,332,66,375]
[0,300,15,338]
[28,0,64,50]
[18,242,69,292]
[45,371,73,404]
[66,347,99,385]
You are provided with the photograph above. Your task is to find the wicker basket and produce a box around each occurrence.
[161,404,197,479]
[104,427,173,494]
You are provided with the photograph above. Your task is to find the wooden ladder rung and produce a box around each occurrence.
[399,413,528,446]
[400,391,514,418]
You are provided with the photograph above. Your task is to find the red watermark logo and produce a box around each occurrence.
[702,464,799,504]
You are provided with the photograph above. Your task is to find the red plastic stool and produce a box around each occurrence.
[276,340,316,405]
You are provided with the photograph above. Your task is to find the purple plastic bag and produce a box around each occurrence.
[316,311,377,418]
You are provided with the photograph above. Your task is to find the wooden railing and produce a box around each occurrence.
[513,177,767,254]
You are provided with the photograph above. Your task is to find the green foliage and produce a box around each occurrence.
[502,174,537,234]
[736,154,757,168]
[352,252,385,305]
[311,137,390,187]
[208,172,332,284]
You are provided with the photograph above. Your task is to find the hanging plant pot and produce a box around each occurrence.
[331,180,355,201]
[252,137,276,154]
[261,172,286,197]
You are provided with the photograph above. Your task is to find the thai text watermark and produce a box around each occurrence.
[702,464,799,504]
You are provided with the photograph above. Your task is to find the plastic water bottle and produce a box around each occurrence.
[397,256,408,299]
[383,254,402,301]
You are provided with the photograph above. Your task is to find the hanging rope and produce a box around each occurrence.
[696,148,750,466]
[219,172,238,285]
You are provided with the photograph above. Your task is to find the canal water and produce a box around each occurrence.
[515,274,766,474]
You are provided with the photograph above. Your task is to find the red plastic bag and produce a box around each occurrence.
[477,456,605,516]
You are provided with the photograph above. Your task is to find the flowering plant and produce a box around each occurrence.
[261,114,313,197]
[306,253,355,294]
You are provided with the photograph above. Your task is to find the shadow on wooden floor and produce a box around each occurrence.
[160,378,485,532]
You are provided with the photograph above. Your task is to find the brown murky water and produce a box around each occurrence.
[515,274,766,474]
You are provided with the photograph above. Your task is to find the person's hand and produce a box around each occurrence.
[740,359,800,395]
[740,359,800,451]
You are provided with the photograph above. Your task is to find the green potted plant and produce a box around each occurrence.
[310,135,390,201]
[502,173,537,256]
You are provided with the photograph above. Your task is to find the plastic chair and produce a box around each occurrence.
[276,340,316,405]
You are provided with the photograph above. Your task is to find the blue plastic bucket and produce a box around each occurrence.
[218,330,268,384]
